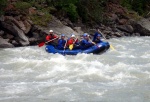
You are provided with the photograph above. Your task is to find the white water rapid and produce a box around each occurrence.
[0,37,150,102]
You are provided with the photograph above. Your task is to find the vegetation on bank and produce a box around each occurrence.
[0,0,8,15]
[0,0,149,26]
[121,0,150,16]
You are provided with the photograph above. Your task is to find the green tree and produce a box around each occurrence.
[0,0,8,15]
[63,3,78,22]
[131,0,144,15]
[121,0,149,16]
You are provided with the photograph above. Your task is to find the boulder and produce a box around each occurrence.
[131,18,150,36]
[73,27,84,35]
[0,15,5,21]
[0,30,4,36]
[5,16,31,34]
[12,23,29,46]
[109,14,119,22]
[116,25,134,33]
[6,33,14,39]
[11,40,19,46]
[28,37,38,45]
[1,22,29,46]
[118,19,128,25]
[23,20,32,34]
[0,37,14,48]
[44,16,79,36]
[114,32,124,37]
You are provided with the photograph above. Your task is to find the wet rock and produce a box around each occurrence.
[12,23,29,46]
[28,37,38,45]
[0,37,14,48]
[73,27,84,35]
[109,14,119,22]
[22,20,32,34]
[3,33,14,39]
[45,16,79,36]
[132,33,140,36]
[0,30,4,36]
[1,22,29,46]
[131,18,150,36]
[5,16,31,34]
[114,32,123,37]
[116,25,134,33]
[11,40,19,46]
[148,17,150,21]
[124,32,131,36]
[5,16,25,30]
[0,15,5,21]
[29,7,37,15]
[118,19,128,25]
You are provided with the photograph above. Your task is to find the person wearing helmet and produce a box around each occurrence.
[67,34,79,50]
[57,34,66,50]
[93,34,102,43]
[80,33,94,50]
[93,27,102,42]
[45,30,59,46]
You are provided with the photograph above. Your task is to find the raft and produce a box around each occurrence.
[45,41,110,55]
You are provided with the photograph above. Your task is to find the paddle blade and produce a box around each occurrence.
[38,42,45,47]
[69,44,73,50]
[110,45,115,50]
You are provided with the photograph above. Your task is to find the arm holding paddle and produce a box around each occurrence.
[38,37,59,47]
[97,29,115,50]
[67,34,79,50]
[69,37,79,50]
[38,29,59,47]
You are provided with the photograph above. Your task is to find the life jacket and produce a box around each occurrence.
[93,38,102,43]
[93,32,102,42]
[80,39,93,50]
[46,34,57,41]
[67,38,74,46]
[57,39,66,49]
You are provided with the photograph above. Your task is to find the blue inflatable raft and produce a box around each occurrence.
[45,41,110,55]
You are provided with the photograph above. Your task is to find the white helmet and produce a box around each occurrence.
[49,30,53,32]
[71,34,75,37]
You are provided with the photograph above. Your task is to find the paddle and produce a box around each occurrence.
[38,37,59,47]
[69,44,73,50]
[98,30,115,50]
[88,37,100,48]
[63,40,67,55]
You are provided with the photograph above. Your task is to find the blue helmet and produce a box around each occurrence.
[61,34,65,37]
[83,33,88,37]
[97,34,101,37]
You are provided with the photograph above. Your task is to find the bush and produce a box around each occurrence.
[30,12,51,26]
[15,1,32,11]
[121,0,132,10]
[0,0,8,15]
[77,0,106,23]
[121,0,149,16]
[63,3,78,22]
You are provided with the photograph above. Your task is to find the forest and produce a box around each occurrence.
[0,0,150,25]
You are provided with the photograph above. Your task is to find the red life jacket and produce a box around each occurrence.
[67,38,78,46]
[46,34,57,41]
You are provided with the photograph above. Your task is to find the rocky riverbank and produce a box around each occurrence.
[0,1,150,48]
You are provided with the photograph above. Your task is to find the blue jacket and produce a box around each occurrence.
[93,32,102,42]
[80,39,93,50]
[57,39,66,50]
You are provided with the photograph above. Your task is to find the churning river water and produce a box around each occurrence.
[0,37,150,102]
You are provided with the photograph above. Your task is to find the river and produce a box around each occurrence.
[0,37,150,102]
